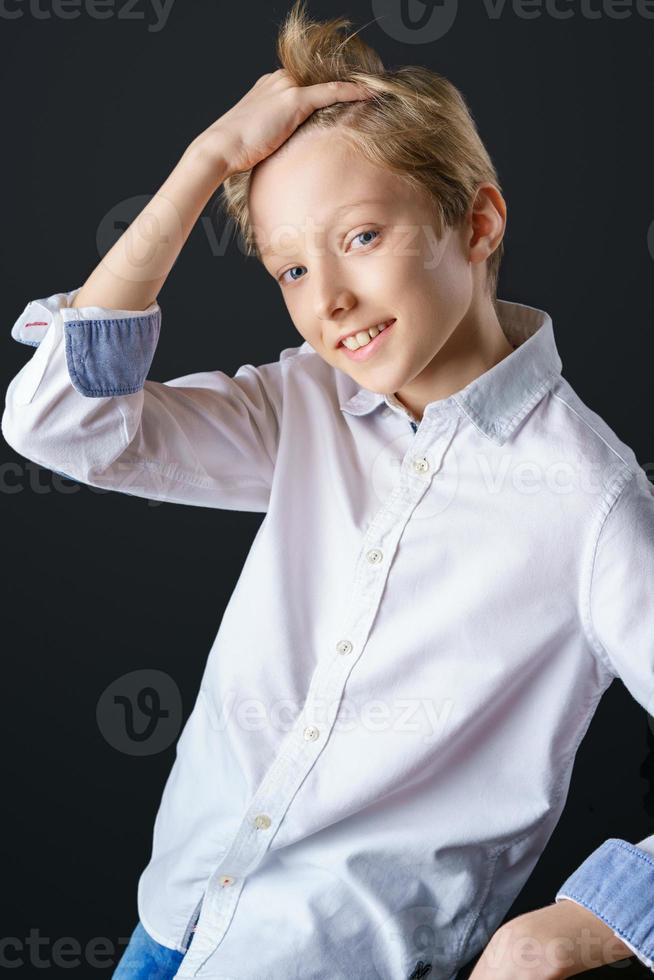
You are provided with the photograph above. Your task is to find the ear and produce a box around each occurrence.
[467,182,506,268]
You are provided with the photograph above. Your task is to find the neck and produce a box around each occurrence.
[392,295,515,423]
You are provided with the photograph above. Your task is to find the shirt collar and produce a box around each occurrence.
[338,299,563,447]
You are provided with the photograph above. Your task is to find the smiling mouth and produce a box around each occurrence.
[339,319,395,351]
[339,319,396,361]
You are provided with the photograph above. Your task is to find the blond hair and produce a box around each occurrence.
[215,0,505,301]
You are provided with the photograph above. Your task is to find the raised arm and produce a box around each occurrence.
[2,73,372,511]
[70,69,372,312]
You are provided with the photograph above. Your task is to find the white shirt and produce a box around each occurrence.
[4,288,654,979]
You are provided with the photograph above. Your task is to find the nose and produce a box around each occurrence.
[313,275,357,323]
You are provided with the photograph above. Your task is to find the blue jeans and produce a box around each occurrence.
[113,921,192,979]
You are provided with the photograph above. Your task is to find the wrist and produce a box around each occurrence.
[183,133,234,185]
[484,924,564,980]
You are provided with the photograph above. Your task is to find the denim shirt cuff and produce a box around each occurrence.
[11,287,161,397]
[555,838,654,971]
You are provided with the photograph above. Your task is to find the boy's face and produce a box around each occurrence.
[249,127,488,414]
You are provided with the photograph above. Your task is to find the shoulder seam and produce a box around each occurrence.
[549,387,636,471]
[581,466,639,677]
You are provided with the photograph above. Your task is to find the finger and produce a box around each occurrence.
[269,68,295,89]
[303,80,374,108]
[254,69,289,89]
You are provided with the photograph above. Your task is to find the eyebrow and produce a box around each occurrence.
[258,197,389,259]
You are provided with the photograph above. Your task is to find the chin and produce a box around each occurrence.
[362,365,412,395]
[356,378,401,396]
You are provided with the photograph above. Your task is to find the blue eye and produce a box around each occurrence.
[279,265,306,285]
[351,229,380,249]
[277,228,380,286]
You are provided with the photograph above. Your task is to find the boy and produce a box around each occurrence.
[4,3,654,978]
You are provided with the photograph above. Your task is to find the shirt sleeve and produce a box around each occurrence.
[2,288,283,512]
[553,464,654,971]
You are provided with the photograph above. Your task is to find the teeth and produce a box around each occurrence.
[342,321,390,350]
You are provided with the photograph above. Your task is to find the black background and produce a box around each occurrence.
[2,0,654,976]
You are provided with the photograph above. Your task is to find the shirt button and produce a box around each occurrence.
[413,457,429,474]
[303,725,320,741]
[253,813,271,830]
[336,640,353,655]
[366,548,383,565]
[219,875,235,886]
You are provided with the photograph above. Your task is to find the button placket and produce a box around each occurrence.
[180,417,459,976]
[183,874,247,973]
